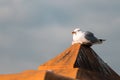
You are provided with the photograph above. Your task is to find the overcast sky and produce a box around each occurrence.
[0,0,120,75]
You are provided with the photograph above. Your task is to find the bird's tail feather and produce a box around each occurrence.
[93,39,106,45]
[98,39,106,44]
[99,39,106,41]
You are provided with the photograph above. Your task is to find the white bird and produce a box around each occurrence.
[72,28,105,46]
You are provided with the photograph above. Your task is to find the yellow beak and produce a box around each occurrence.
[72,31,76,34]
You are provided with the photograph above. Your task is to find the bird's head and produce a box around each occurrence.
[72,28,80,34]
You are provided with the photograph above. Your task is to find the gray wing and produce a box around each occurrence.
[84,31,98,43]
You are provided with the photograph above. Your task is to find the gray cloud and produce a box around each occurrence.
[0,0,120,74]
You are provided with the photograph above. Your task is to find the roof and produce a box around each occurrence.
[0,43,120,80]
[38,43,120,80]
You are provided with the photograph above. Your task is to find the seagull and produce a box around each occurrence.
[72,28,106,46]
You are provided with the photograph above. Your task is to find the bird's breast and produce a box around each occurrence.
[73,33,83,41]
